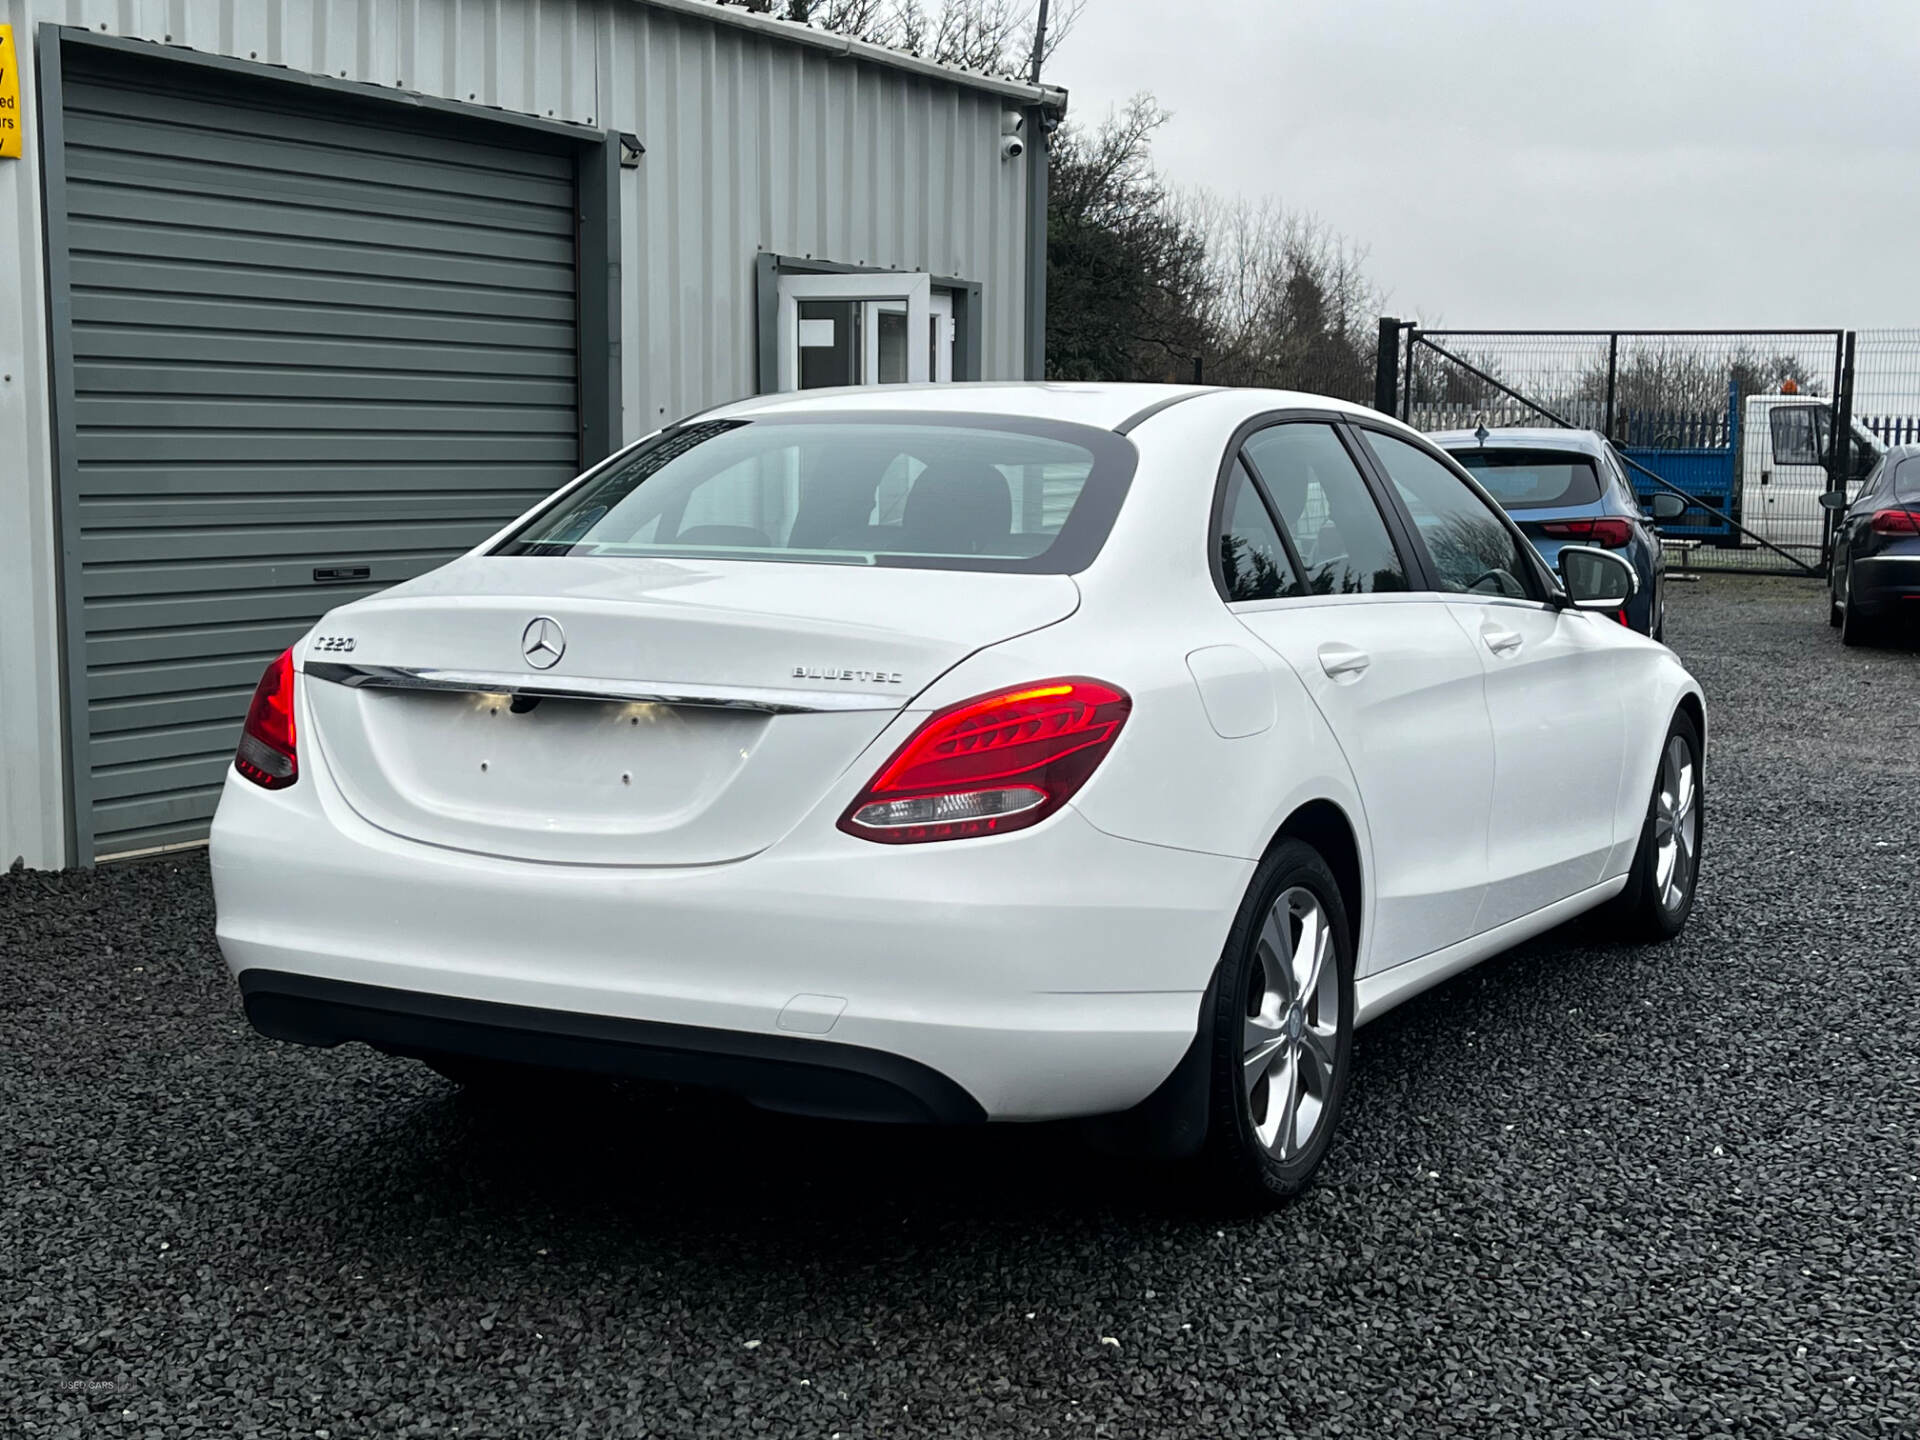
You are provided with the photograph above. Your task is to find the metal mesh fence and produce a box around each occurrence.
[1395,329,1848,575]
[1854,329,1920,448]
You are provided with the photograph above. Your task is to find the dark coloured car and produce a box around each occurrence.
[1431,428,1684,640]
[1827,443,1920,646]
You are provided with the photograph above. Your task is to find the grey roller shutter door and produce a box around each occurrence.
[58,54,580,859]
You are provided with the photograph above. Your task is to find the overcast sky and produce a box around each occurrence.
[1050,0,1920,329]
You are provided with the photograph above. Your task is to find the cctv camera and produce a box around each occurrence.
[1001,134,1026,161]
[1001,110,1025,136]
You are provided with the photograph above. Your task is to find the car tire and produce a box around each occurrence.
[1202,840,1355,1207]
[1611,709,1704,943]
[1839,569,1878,647]
[1827,572,1843,629]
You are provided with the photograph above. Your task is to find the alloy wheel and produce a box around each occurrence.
[1652,734,1699,913]
[1241,887,1342,1159]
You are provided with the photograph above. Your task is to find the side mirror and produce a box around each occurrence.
[1649,493,1687,521]
[1817,490,1848,511]
[1557,544,1639,610]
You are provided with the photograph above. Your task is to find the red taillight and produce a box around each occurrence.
[1869,508,1920,536]
[1540,517,1633,548]
[235,649,298,789]
[838,677,1131,844]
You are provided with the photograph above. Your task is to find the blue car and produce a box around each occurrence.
[1432,427,1683,640]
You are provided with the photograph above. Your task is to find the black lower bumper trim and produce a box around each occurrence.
[237,970,986,1125]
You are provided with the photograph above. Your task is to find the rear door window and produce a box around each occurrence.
[1240,424,1409,595]
[1452,449,1605,509]
[1217,460,1303,602]
[497,415,1135,574]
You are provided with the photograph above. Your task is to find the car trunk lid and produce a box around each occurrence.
[300,556,1079,865]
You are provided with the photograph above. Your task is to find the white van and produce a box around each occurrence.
[1741,394,1884,551]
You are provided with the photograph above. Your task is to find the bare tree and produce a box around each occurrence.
[724,0,1081,76]
[1181,195,1384,401]
[1038,96,1392,393]
[1568,342,1824,444]
[1045,97,1211,381]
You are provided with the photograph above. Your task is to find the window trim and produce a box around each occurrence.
[1345,420,1557,605]
[1218,456,1308,602]
[1206,410,1421,604]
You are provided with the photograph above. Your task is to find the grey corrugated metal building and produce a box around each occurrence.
[0,0,1064,868]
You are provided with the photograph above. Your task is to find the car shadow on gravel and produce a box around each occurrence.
[241,909,1659,1273]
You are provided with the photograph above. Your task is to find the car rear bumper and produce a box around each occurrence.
[210,767,1252,1123]
[1851,552,1920,615]
[239,970,987,1123]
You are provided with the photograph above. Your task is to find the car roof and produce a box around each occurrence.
[702,382,1388,433]
[1428,426,1613,459]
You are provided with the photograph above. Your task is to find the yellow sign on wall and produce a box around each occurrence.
[0,26,22,160]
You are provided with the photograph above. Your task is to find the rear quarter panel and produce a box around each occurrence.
[912,391,1385,971]
[922,609,1379,969]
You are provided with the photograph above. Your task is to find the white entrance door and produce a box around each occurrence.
[776,272,932,391]
[863,294,955,384]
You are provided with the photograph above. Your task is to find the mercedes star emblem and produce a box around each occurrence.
[521,616,566,670]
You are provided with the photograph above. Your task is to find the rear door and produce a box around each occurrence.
[1354,426,1629,931]
[1221,420,1494,974]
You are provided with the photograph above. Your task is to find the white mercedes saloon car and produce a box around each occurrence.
[213,384,1705,1205]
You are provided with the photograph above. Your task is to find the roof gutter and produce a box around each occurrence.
[629,0,1070,112]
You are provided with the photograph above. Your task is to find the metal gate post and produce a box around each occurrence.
[1375,317,1400,414]
[1401,327,1417,421]
[1604,333,1619,442]
[1827,331,1857,569]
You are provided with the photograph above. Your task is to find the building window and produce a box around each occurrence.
[758,257,974,394]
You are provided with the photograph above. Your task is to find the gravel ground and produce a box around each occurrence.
[4,574,1918,1438]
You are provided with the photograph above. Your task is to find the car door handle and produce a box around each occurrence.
[1482,626,1524,656]
[1317,643,1371,681]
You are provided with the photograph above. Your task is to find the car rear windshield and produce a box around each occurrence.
[1895,456,1920,505]
[1451,449,1605,510]
[495,413,1136,573]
